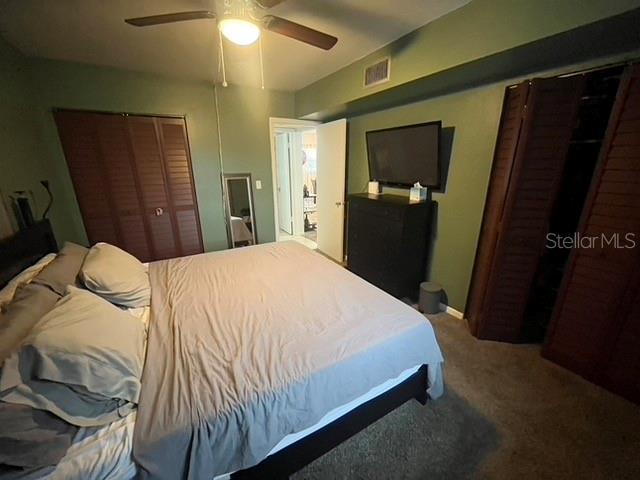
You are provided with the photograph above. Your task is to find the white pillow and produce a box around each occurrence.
[80,243,150,308]
[0,253,56,309]
[0,286,145,427]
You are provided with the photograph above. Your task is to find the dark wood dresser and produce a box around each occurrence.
[346,193,433,300]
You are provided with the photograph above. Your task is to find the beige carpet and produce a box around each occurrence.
[293,313,640,479]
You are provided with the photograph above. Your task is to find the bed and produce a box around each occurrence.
[230,216,254,245]
[0,222,444,480]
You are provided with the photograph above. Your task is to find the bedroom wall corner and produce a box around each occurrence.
[342,49,640,313]
[23,59,294,252]
[25,58,229,251]
[0,36,53,233]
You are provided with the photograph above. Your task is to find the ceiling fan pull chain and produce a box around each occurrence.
[218,27,229,87]
[259,35,265,90]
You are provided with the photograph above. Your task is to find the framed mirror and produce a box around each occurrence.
[223,173,257,248]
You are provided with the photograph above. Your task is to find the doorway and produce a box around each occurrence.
[269,117,347,261]
[270,118,319,250]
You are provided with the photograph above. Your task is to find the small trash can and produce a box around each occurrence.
[419,281,442,314]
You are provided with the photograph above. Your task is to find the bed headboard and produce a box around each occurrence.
[0,220,58,289]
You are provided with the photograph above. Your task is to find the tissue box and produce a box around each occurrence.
[368,181,381,195]
[409,185,427,202]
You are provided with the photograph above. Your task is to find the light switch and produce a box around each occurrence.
[256,180,262,190]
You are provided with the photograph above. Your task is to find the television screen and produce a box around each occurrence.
[366,121,441,188]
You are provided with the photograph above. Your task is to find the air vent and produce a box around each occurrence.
[364,57,390,88]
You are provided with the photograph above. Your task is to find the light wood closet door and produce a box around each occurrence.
[55,111,203,261]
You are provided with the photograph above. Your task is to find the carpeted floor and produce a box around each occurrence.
[292,313,640,480]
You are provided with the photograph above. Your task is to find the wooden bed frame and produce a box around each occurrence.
[0,222,430,479]
[232,366,429,479]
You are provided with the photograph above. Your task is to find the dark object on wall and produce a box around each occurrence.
[430,126,455,194]
[0,220,58,289]
[54,111,204,262]
[11,192,35,230]
[231,365,429,479]
[40,180,53,219]
[347,193,433,300]
[366,121,441,188]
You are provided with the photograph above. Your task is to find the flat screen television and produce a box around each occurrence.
[366,121,441,188]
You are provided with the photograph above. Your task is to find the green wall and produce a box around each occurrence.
[296,0,640,118]
[346,48,640,312]
[0,38,50,226]
[294,0,640,312]
[348,85,505,311]
[216,85,294,243]
[3,0,639,312]
[18,57,293,250]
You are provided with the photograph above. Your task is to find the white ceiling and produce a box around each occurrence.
[0,0,470,91]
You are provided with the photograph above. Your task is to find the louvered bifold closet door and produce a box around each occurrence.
[155,118,204,256]
[95,114,153,261]
[466,82,529,335]
[127,116,204,260]
[472,76,585,342]
[126,116,178,260]
[543,66,640,400]
[56,111,203,261]
[55,112,120,246]
[55,111,152,260]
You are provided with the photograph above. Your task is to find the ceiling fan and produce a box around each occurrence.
[124,0,338,50]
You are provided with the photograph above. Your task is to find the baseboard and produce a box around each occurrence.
[439,302,464,320]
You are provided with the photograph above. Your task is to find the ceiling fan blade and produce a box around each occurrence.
[263,15,337,50]
[255,0,288,7]
[125,11,215,27]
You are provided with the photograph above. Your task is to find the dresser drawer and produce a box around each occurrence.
[349,198,405,221]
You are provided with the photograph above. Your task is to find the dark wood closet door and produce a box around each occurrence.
[127,116,179,260]
[95,114,153,261]
[467,76,585,342]
[55,111,203,261]
[543,66,640,403]
[466,82,529,335]
[601,277,640,402]
[155,118,204,256]
[55,111,122,247]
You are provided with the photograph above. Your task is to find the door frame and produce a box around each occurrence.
[269,117,319,241]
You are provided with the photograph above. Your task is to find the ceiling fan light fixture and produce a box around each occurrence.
[219,18,261,46]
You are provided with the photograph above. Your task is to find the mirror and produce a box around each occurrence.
[223,173,257,248]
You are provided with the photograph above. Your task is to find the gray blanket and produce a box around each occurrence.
[134,242,444,479]
[0,402,78,475]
